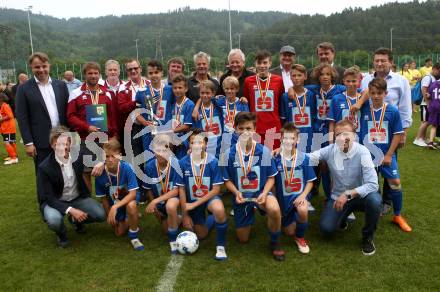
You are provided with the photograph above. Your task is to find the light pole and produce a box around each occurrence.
[228,0,232,51]
[135,39,139,61]
[26,6,34,54]
[390,27,394,51]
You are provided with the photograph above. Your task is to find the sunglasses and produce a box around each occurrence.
[127,67,140,72]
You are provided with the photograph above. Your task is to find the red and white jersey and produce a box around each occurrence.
[67,83,117,140]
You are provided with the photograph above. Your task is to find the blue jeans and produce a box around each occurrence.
[319,192,381,240]
[43,197,106,235]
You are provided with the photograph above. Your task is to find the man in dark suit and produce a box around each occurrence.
[15,52,69,171]
[38,126,106,247]
[306,42,345,85]
[270,45,296,91]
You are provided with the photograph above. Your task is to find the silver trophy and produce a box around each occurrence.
[143,91,161,127]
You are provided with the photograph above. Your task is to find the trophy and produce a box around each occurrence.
[143,91,161,127]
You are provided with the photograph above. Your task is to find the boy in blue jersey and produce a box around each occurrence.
[135,60,174,154]
[273,123,316,254]
[176,129,228,260]
[171,74,195,159]
[222,112,285,261]
[95,139,144,250]
[280,64,316,153]
[329,68,362,139]
[360,78,412,232]
[143,133,181,254]
[194,80,224,158]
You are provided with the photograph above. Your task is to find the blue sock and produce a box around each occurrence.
[167,228,178,242]
[268,230,281,244]
[215,221,228,247]
[295,222,308,238]
[206,215,215,231]
[322,172,331,199]
[128,228,139,240]
[389,189,403,216]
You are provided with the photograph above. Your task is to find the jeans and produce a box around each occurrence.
[43,197,106,235]
[319,192,381,240]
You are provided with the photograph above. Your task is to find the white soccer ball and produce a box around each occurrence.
[176,231,199,255]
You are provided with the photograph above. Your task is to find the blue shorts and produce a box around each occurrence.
[378,154,400,179]
[106,197,128,222]
[232,193,274,228]
[156,201,168,219]
[281,206,298,228]
[188,195,221,226]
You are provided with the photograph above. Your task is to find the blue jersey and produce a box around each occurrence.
[171,97,195,135]
[329,92,363,136]
[143,156,180,195]
[222,142,277,199]
[135,84,174,125]
[213,96,249,133]
[306,84,345,135]
[359,102,404,154]
[175,153,223,203]
[195,102,224,158]
[95,160,139,204]
[273,152,316,214]
[279,89,316,153]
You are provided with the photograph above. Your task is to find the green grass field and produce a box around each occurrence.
[1,115,439,291]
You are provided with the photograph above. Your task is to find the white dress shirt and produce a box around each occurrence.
[35,76,60,128]
[55,154,80,213]
[280,65,293,92]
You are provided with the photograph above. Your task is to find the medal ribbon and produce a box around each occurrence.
[319,85,335,106]
[106,161,120,201]
[256,74,271,105]
[174,96,187,123]
[370,103,387,132]
[281,148,297,185]
[344,91,361,123]
[149,83,164,113]
[156,159,171,194]
[237,141,256,179]
[86,85,101,105]
[226,100,236,125]
[293,89,308,116]
[191,153,207,188]
[130,78,145,93]
[201,103,214,129]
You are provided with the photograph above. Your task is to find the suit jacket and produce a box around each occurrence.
[37,152,90,214]
[269,66,283,77]
[15,77,69,149]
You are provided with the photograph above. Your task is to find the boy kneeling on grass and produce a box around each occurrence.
[273,123,316,254]
[95,139,144,250]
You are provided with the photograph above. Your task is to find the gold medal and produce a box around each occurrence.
[256,74,271,110]
[282,148,297,195]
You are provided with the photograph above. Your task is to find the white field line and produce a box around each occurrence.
[156,256,184,292]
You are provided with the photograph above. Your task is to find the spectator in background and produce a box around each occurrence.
[187,51,219,103]
[218,48,255,98]
[63,70,82,94]
[10,73,28,112]
[270,45,296,91]
[409,60,422,112]
[400,63,412,83]
[306,42,345,85]
[419,58,433,77]
[164,57,185,85]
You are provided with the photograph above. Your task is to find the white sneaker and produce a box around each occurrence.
[4,158,18,165]
[308,202,316,214]
[413,139,428,147]
[230,209,235,216]
[215,246,227,260]
[294,237,310,254]
[130,238,144,251]
[347,212,356,222]
[170,241,178,254]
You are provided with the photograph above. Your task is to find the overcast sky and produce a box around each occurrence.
[2,0,419,19]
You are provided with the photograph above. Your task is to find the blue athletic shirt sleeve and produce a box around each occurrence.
[390,105,404,134]
[122,161,139,191]
[279,92,288,120]
[183,100,195,125]
[303,155,317,182]
[95,173,108,198]
[210,157,224,185]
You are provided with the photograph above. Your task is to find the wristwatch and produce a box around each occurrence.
[344,190,353,201]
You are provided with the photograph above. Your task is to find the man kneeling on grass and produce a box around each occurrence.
[310,120,381,255]
[38,126,106,248]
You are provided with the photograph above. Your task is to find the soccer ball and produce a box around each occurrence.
[176,231,199,255]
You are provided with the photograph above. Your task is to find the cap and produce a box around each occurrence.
[280,45,296,55]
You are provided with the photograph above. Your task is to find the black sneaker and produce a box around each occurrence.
[57,232,69,248]
[339,220,348,231]
[270,242,286,261]
[362,238,376,256]
[427,142,438,150]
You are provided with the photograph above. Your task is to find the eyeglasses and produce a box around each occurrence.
[127,67,140,72]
